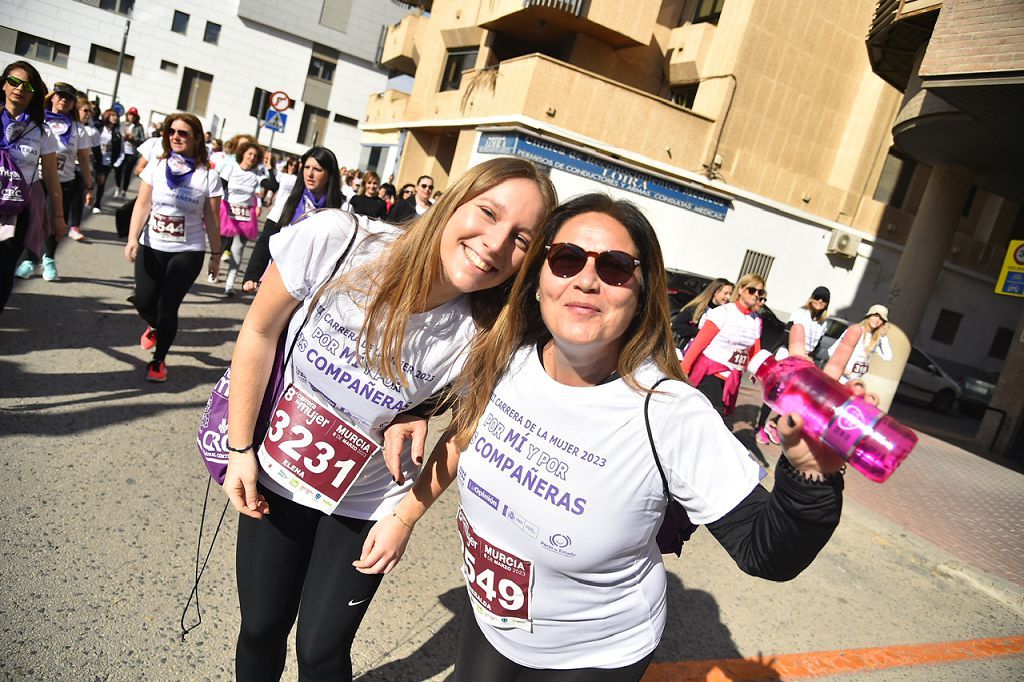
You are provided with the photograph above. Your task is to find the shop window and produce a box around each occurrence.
[930,309,963,345]
[440,48,478,92]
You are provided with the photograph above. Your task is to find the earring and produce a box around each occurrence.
[534,290,541,301]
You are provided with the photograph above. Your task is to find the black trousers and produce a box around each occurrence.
[235,486,384,682]
[132,246,204,361]
[0,210,30,314]
[116,154,138,191]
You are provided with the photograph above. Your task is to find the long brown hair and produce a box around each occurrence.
[159,112,209,166]
[310,157,557,387]
[449,193,685,449]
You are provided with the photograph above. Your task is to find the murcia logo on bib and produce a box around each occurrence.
[458,508,534,631]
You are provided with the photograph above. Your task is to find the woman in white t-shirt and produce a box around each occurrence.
[679,272,766,415]
[222,157,556,680]
[1,60,64,313]
[67,95,101,241]
[125,113,222,382]
[374,194,848,679]
[218,140,263,297]
[91,108,121,213]
[829,303,892,384]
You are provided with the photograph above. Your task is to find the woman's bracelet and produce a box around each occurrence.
[392,510,414,530]
[226,442,254,454]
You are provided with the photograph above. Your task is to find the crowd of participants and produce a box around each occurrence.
[4,57,880,682]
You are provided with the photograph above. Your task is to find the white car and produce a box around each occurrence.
[812,319,961,413]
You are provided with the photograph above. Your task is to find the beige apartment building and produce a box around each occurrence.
[364,0,1022,452]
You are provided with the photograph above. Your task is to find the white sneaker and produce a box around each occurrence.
[92,207,102,214]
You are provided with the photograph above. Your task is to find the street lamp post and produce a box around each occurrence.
[111,17,131,109]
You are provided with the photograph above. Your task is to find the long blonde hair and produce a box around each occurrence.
[311,157,557,387]
[680,277,732,322]
[731,273,765,304]
[449,194,685,450]
[857,317,886,354]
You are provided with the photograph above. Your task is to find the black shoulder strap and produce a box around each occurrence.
[644,377,673,504]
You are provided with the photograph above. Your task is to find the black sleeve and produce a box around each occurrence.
[403,384,453,419]
[221,177,230,195]
[705,457,843,581]
[244,218,280,283]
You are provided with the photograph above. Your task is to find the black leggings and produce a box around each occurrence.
[0,210,30,314]
[235,486,384,682]
[696,374,726,414]
[132,246,204,361]
[93,164,111,210]
[68,170,86,227]
[454,605,654,682]
[116,154,137,191]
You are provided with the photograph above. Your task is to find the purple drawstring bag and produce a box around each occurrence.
[0,116,35,216]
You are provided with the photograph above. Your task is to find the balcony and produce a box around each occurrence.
[665,21,716,86]
[365,89,410,124]
[478,0,660,49]
[866,0,940,90]
[365,54,716,169]
[379,13,423,75]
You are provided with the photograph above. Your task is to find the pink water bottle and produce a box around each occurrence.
[747,350,916,482]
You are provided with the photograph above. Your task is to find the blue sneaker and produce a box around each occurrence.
[42,256,58,281]
[14,260,35,279]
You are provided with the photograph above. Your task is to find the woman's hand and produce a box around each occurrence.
[222,450,269,519]
[208,253,221,280]
[124,238,139,262]
[353,513,412,575]
[383,414,428,485]
[242,280,258,293]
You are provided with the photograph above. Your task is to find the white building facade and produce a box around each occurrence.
[0,0,408,169]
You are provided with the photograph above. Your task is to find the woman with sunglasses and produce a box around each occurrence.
[828,304,892,385]
[368,194,849,680]
[680,272,766,415]
[67,95,100,241]
[125,113,222,382]
[242,146,343,293]
[218,140,264,297]
[1,61,64,312]
[223,157,555,681]
[12,82,93,281]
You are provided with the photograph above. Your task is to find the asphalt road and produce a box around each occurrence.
[1,207,1021,681]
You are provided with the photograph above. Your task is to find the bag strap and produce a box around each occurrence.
[644,377,673,506]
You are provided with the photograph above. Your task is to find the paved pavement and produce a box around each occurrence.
[1,203,1021,681]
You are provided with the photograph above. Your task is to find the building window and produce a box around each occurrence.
[14,32,70,67]
[961,185,978,217]
[298,104,330,146]
[334,113,358,126]
[177,67,214,116]
[160,60,178,73]
[203,22,221,45]
[737,249,774,286]
[931,309,963,345]
[988,326,1013,360]
[359,146,384,173]
[171,10,190,34]
[88,44,134,74]
[693,0,726,25]
[96,0,134,15]
[307,57,336,83]
[250,88,272,117]
[440,48,478,92]
[670,84,698,109]
[873,149,916,209]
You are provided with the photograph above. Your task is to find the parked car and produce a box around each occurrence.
[960,370,998,409]
[812,317,961,412]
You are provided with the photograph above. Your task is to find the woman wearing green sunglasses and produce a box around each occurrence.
[1,60,65,312]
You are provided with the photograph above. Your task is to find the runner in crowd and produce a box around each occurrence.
[670,276,732,348]
[91,108,121,214]
[387,175,433,222]
[67,94,99,241]
[124,113,222,382]
[347,170,388,220]
[828,303,891,384]
[113,127,164,241]
[0,61,64,312]
[209,138,226,169]
[242,146,342,293]
[222,156,556,681]
[114,106,143,198]
[755,285,830,444]
[379,182,396,214]
[13,82,93,280]
[679,272,766,415]
[369,194,851,681]
[218,140,264,297]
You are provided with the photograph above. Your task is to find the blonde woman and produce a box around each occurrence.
[828,303,892,384]
[680,272,766,414]
[670,277,733,347]
[223,157,556,680]
[347,170,388,219]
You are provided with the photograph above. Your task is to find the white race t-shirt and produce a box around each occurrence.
[137,137,162,163]
[219,162,260,206]
[266,173,298,224]
[458,346,761,669]
[263,211,477,519]
[4,119,56,184]
[828,328,892,383]
[45,118,90,183]
[788,308,827,354]
[702,302,762,373]
[140,159,222,252]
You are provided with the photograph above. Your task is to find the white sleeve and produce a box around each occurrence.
[649,382,762,524]
[876,335,893,361]
[39,126,59,155]
[269,211,360,301]
[704,303,730,329]
[140,159,157,186]
[219,163,233,182]
[207,168,223,198]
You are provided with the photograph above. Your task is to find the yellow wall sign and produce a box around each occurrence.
[995,239,1024,297]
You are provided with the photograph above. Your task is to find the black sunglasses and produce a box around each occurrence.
[419,183,434,190]
[812,295,828,302]
[5,75,36,94]
[169,127,193,139]
[745,286,766,297]
[545,243,640,287]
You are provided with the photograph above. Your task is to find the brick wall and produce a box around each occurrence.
[920,0,1024,77]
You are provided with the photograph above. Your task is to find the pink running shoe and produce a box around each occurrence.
[764,422,781,445]
[756,428,770,444]
[140,326,158,350]
[68,226,85,241]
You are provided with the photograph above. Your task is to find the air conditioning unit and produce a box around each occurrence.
[826,229,861,258]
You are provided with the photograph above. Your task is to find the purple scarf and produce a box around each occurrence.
[44,111,74,146]
[165,153,197,188]
[289,188,326,225]
[1,109,33,150]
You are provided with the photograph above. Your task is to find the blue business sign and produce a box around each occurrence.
[478,131,730,221]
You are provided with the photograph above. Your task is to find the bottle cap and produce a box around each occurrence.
[747,349,773,376]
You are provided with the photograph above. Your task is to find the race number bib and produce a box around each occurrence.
[151,213,186,242]
[729,348,749,368]
[229,203,251,220]
[100,142,112,165]
[851,361,868,376]
[457,508,533,632]
[57,154,68,174]
[258,383,380,514]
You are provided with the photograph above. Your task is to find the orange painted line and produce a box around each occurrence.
[642,635,1024,681]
